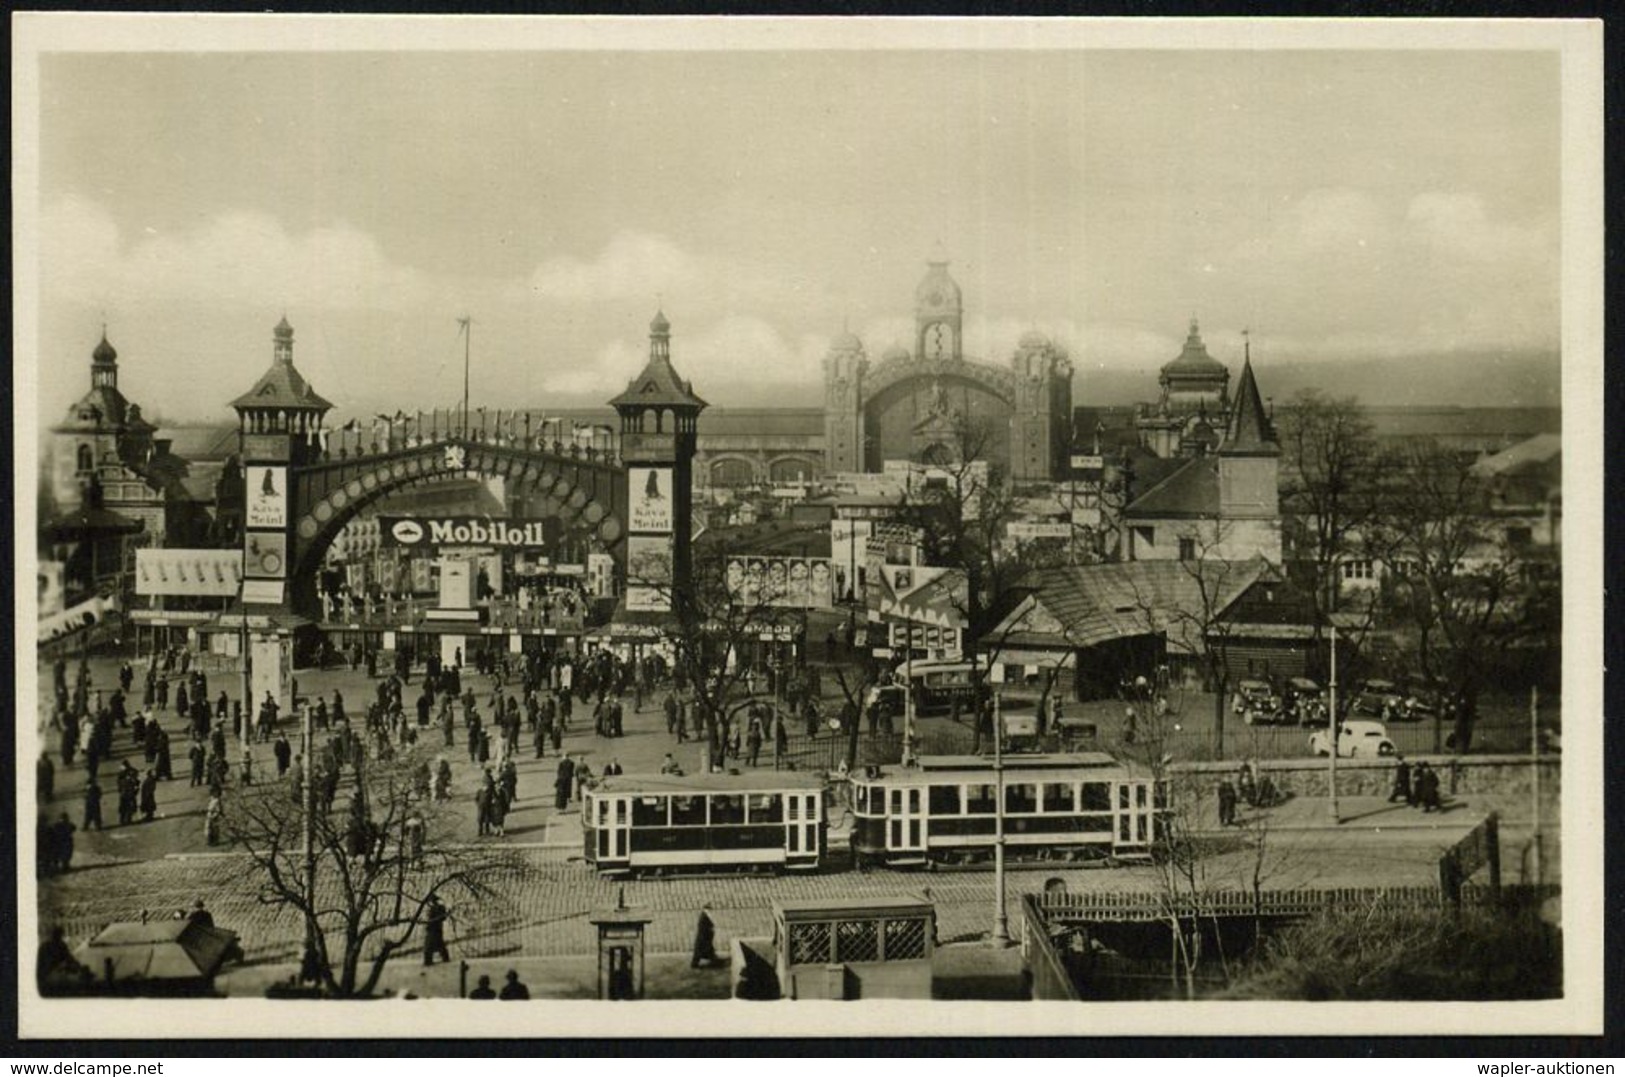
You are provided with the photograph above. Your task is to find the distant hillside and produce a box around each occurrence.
[1078,351,1562,409]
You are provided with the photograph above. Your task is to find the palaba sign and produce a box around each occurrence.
[380,516,552,550]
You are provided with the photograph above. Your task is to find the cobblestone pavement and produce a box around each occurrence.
[32,653,1545,974]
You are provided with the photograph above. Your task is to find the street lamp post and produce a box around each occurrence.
[991,689,1010,947]
[1328,624,1340,823]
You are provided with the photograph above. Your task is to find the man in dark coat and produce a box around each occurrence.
[554,754,575,810]
[1388,756,1413,804]
[189,739,207,787]
[422,896,450,966]
[1217,779,1238,826]
[155,729,173,781]
[468,975,496,999]
[273,732,292,776]
[139,768,159,822]
[82,780,103,830]
[116,761,139,825]
[37,752,54,802]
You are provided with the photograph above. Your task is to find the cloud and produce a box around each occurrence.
[1219,187,1557,356]
[520,231,705,304]
[41,195,436,313]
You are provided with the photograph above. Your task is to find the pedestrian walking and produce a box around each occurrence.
[554,754,575,810]
[1389,755,1412,804]
[139,768,159,822]
[1217,780,1237,826]
[422,896,451,966]
[274,732,292,777]
[82,780,102,831]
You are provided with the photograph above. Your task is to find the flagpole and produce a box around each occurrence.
[460,317,472,439]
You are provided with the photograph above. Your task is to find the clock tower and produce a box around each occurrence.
[914,253,963,362]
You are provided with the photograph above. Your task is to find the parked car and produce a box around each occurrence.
[1401,675,1448,720]
[1352,679,1411,720]
[1308,719,1398,759]
[1234,679,1281,723]
[1283,676,1328,725]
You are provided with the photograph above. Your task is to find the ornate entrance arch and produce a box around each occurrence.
[285,438,627,618]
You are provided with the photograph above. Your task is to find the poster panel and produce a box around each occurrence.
[245,466,288,529]
[136,549,243,597]
[625,534,673,612]
[628,467,674,533]
[243,531,288,579]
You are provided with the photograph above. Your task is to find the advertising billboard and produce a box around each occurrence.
[244,466,288,530]
[244,531,288,579]
[625,534,673,612]
[725,555,835,610]
[627,467,674,534]
[136,549,244,597]
[380,516,553,550]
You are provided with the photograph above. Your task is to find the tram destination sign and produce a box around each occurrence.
[380,516,552,550]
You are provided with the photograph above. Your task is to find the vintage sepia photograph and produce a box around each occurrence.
[12,15,1603,1042]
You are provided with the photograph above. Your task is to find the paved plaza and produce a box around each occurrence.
[32,653,1547,998]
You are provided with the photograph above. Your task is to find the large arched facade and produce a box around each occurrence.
[822,257,1073,480]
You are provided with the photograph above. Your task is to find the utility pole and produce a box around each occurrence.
[1328,623,1340,823]
[991,689,1010,947]
[300,695,317,984]
[1530,685,1542,884]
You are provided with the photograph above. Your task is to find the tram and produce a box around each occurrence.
[847,753,1166,868]
[583,771,828,876]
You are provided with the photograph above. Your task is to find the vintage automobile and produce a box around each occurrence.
[1283,677,1328,725]
[1352,679,1411,720]
[1233,679,1281,723]
[1308,719,1398,759]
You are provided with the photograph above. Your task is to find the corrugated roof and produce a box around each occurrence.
[985,558,1271,654]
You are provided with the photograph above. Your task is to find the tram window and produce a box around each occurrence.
[1118,785,1131,810]
[1081,783,1111,811]
[711,795,745,825]
[1004,783,1038,814]
[671,796,705,826]
[965,784,997,814]
[928,785,961,814]
[883,917,928,961]
[1136,785,1148,808]
[889,789,903,815]
[1154,781,1170,809]
[1042,783,1075,812]
[596,800,610,826]
[788,922,831,965]
[748,794,783,823]
[1078,816,1112,832]
[835,919,879,963]
[633,797,668,827]
[854,786,868,813]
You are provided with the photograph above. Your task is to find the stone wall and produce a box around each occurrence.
[1176,754,1561,803]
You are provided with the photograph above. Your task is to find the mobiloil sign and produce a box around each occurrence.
[381,516,552,550]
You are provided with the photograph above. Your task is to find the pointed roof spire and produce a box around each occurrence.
[1221,356,1278,456]
[608,309,707,411]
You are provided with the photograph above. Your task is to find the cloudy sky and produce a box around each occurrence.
[24,21,1565,424]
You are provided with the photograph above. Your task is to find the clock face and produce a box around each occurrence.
[259,550,283,575]
[926,324,948,359]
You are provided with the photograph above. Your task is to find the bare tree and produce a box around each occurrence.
[221,745,524,997]
[660,537,805,772]
[1276,389,1380,675]
[1365,438,1556,749]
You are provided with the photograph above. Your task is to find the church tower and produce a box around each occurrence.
[1217,351,1281,561]
[52,331,159,517]
[1008,331,1074,482]
[821,330,867,474]
[914,252,963,362]
[610,311,706,612]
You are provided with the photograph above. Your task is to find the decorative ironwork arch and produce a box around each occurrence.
[285,438,626,617]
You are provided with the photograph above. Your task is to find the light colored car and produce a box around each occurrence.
[1308,719,1397,758]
